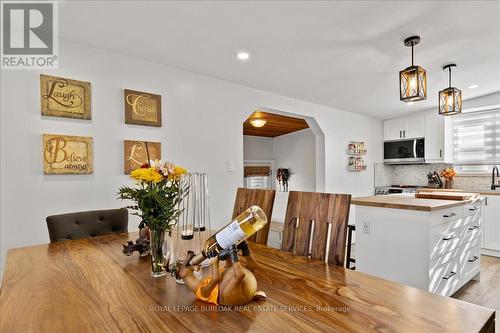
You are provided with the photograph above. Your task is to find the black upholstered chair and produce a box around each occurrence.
[46,208,129,243]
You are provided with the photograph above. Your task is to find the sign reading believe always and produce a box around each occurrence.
[43,134,93,174]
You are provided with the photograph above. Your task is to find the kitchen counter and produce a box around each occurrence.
[475,190,500,196]
[354,195,484,297]
[351,194,482,211]
[420,188,500,196]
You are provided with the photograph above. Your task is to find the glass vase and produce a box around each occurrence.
[149,228,167,277]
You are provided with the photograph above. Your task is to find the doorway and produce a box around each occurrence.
[242,108,325,248]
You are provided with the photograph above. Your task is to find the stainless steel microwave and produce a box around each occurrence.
[384,138,425,164]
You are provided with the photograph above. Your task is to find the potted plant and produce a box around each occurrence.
[118,159,187,277]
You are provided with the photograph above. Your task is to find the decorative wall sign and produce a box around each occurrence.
[43,134,93,174]
[124,140,161,174]
[124,89,162,127]
[40,75,91,119]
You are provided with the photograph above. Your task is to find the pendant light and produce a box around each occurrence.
[399,36,427,102]
[438,64,462,116]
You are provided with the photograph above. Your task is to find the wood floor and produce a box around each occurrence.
[453,255,500,332]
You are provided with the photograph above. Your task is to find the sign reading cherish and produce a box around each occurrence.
[124,89,162,127]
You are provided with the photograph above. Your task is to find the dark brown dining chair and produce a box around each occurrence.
[232,187,276,245]
[281,191,351,266]
[46,208,129,243]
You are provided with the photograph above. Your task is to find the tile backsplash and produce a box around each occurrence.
[374,163,492,191]
[453,175,491,192]
[374,163,451,187]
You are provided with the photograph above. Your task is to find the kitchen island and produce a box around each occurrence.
[352,194,484,296]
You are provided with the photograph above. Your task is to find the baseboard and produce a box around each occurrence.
[481,248,500,257]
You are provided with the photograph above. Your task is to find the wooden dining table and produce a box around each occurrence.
[0,231,495,332]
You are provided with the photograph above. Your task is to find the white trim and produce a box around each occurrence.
[462,104,500,113]
[481,248,500,258]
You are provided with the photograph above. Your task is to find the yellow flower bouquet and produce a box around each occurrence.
[118,159,188,277]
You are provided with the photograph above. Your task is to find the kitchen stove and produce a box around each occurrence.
[375,185,426,195]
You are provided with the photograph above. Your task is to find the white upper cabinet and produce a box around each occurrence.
[402,116,425,139]
[383,118,403,141]
[425,112,445,162]
[384,111,452,163]
[424,111,453,163]
[384,115,424,141]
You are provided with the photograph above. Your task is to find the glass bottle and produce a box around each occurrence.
[188,205,267,266]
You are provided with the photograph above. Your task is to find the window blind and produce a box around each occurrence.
[453,108,500,165]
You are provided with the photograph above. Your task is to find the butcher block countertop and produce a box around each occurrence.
[418,188,500,196]
[351,194,483,211]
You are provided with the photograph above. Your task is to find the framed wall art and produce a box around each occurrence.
[40,74,91,120]
[43,134,93,174]
[124,89,162,127]
[124,140,161,174]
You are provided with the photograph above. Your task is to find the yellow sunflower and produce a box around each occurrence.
[130,167,164,183]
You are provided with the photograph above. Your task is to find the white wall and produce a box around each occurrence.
[0,39,383,273]
[243,136,274,160]
[273,129,316,192]
[243,129,317,223]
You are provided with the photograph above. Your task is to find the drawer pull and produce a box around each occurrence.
[443,213,456,218]
[469,207,479,211]
[442,271,456,280]
[468,225,479,231]
[442,234,456,241]
[468,256,479,263]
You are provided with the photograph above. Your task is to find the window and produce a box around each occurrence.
[453,107,500,173]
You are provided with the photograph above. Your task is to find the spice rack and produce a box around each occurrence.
[347,141,367,171]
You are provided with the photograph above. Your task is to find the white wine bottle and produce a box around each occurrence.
[188,205,267,265]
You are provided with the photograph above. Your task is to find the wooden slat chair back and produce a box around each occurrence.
[281,191,351,266]
[232,188,276,244]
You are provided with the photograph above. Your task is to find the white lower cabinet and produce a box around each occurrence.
[483,195,500,256]
[428,201,482,296]
[356,199,484,297]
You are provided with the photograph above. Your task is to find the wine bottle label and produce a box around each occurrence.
[215,221,247,249]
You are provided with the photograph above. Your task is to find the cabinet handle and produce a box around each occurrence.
[442,234,456,241]
[439,150,443,158]
[403,130,406,138]
[468,225,479,231]
[469,207,479,211]
[400,130,402,138]
[468,256,479,263]
[442,271,456,280]
[443,213,456,218]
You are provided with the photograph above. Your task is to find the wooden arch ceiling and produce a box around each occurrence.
[243,111,309,137]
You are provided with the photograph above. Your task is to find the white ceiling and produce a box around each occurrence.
[59,1,500,119]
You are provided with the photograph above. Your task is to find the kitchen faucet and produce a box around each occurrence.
[492,166,500,190]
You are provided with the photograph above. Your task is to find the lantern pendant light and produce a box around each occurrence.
[439,64,462,116]
[399,36,427,102]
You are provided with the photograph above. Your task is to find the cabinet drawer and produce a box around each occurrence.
[429,218,462,260]
[430,206,462,227]
[461,218,481,244]
[429,255,460,296]
[459,237,481,282]
[463,201,482,218]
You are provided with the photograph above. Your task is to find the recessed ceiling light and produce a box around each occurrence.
[467,84,479,89]
[407,102,414,105]
[249,118,266,128]
[237,51,250,61]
